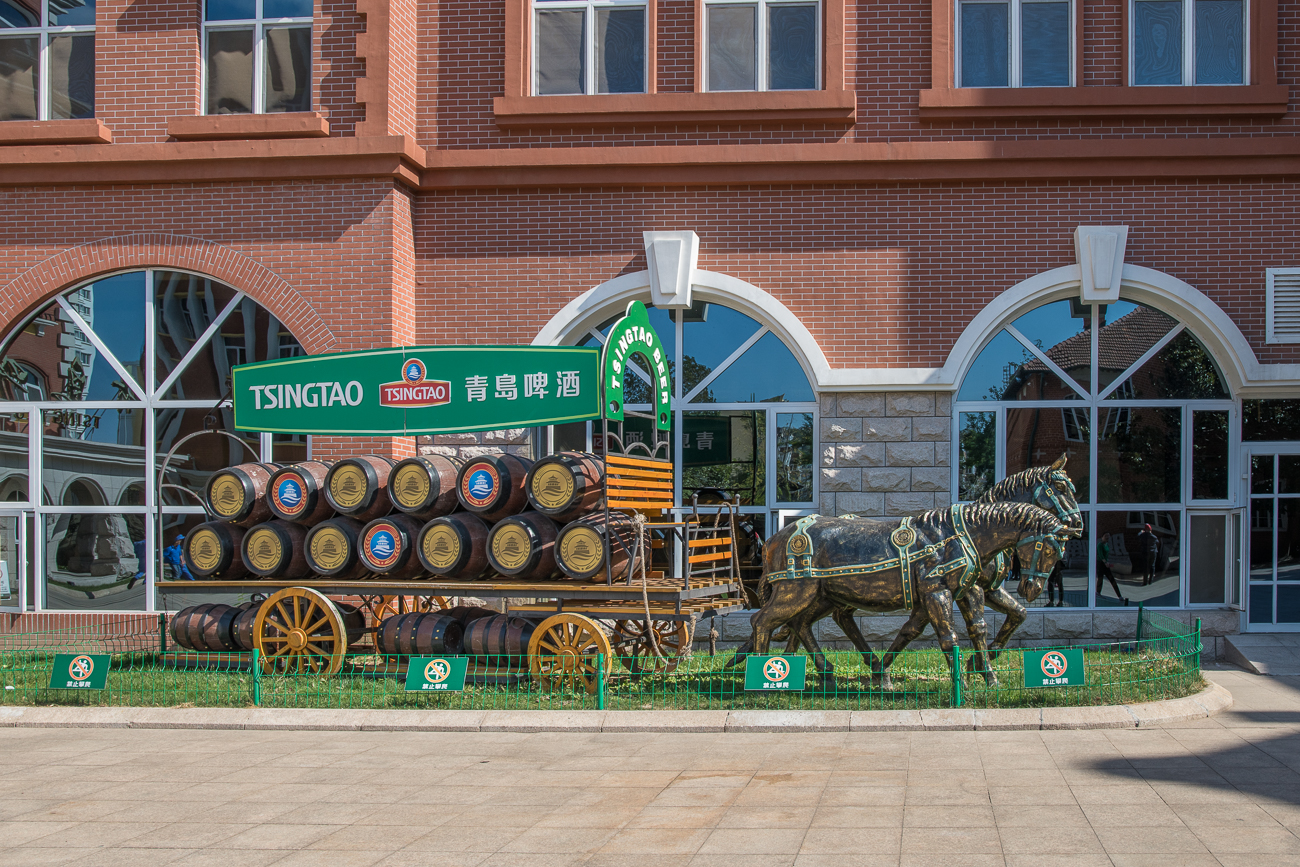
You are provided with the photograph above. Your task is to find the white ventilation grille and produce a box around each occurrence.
[1267,269,1300,344]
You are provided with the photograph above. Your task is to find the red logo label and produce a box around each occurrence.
[379,358,451,408]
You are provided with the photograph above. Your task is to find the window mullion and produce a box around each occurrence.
[1010,0,1019,87]
[758,0,767,91]
[1184,0,1194,84]
[254,23,264,113]
[588,1,596,95]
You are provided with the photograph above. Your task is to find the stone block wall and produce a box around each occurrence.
[417,429,535,462]
[819,391,953,518]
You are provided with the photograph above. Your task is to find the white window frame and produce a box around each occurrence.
[201,0,313,115]
[702,0,822,92]
[0,0,95,121]
[530,0,649,96]
[955,0,1074,88]
[1129,0,1249,86]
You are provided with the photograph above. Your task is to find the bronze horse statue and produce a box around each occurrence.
[744,501,1071,687]
[730,456,1082,685]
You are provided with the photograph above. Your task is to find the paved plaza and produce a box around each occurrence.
[0,669,1298,866]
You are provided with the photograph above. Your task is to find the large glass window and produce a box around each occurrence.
[1132,0,1244,85]
[0,269,305,611]
[958,0,1071,87]
[533,0,646,94]
[204,0,311,114]
[956,297,1234,610]
[0,0,94,122]
[705,0,819,91]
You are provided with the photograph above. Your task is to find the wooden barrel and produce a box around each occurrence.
[390,455,463,521]
[336,602,368,646]
[464,614,536,657]
[184,522,249,580]
[240,520,311,578]
[487,511,559,580]
[324,456,395,522]
[204,462,280,527]
[232,603,260,651]
[377,612,418,655]
[526,452,604,521]
[183,603,220,649]
[304,517,369,579]
[266,461,336,526]
[456,454,535,523]
[377,612,464,655]
[200,603,242,651]
[357,514,426,579]
[416,513,491,579]
[556,513,643,581]
[170,605,205,649]
[441,605,500,627]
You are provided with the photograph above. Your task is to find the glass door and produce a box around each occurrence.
[0,511,30,611]
[1245,446,1300,630]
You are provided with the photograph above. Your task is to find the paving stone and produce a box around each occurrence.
[837,393,885,417]
[886,393,935,417]
[358,710,485,731]
[919,709,976,730]
[850,710,924,730]
[602,711,728,733]
[820,467,861,492]
[836,442,885,467]
[1040,704,1135,730]
[725,711,851,732]
[861,418,911,442]
[973,707,1041,730]
[480,711,608,732]
[1128,696,1210,728]
[821,418,862,442]
[886,442,934,467]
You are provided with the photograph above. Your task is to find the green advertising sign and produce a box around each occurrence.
[683,417,732,466]
[48,653,110,690]
[1023,648,1085,688]
[404,656,469,692]
[744,654,807,691]
[232,346,600,435]
[603,300,671,430]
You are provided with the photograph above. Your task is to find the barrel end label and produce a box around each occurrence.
[329,464,368,510]
[272,472,308,517]
[309,525,349,571]
[461,464,500,509]
[188,529,223,573]
[422,524,461,571]
[490,524,530,572]
[362,523,401,569]
[209,475,246,518]
[531,463,575,511]
[394,463,432,509]
[559,526,603,574]
[245,527,284,573]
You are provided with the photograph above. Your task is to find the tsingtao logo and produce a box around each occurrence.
[363,525,401,569]
[380,358,451,408]
[273,474,306,516]
[461,465,499,508]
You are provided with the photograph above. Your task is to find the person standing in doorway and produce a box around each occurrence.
[1137,523,1160,585]
[1096,536,1128,604]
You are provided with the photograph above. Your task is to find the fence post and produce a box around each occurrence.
[597,653,606,710]
[951,645,962,708]
[157,613,166,653]
[1135,603,1145,646]
[251,648,261,707]
[1195,617,1203,664]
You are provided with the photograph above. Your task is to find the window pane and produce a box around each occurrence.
[1188,513,1226,604]
[264,25,311,112]
[958,411,995,501]
[708,4,756,91]
[155,272,239,397]
[49,34,94,120]
[1097,406,1181,503]
[1244,400,1300,441]
[1280,455,1300,494]
[682,410,765,506]
[1006,407,1091,503]
[43,407,147,509]
[682,303,761,396]
[1096,303,1178,394]
[0,35,38,121]
[768,4,816,90]
[206,27,254,113]
[1195,0,1242,84]
[1251,454,1273,494]
[776,412,814,503]
[1021,1,1069,86]
[536,8,585,95]
[690,331,814,403]
[959,1,1009,87]
[1249,583,1272,622]
[1250,497,1273,580]
[264,0,312,17]
[0,412,28,503]
[156,407,259,506]
[1278,499,1300,583]
[595,7,644,94]
[1040,512,1089,608]
[1096,509,1179,607]
[73,273,148,397]
[1134,0,1183,85]
[1106,330,1228,400]
[1191,410,1229,499]
[46,513,147,610]
[1013,300,1092,395]
[0,0,39,28]
[50,0,95,26]
[206,0,255,20]
[957,330,1077,401]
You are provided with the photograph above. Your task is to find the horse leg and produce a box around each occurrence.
[878,605,932,685]
[984,586,1027,663]
[749,581,820,655]
[793,619,837,688]
[921,589,966,692]
[956,587,997,687]
[832,607,889,690]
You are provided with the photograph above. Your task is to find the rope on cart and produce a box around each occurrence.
[632,512,664,660]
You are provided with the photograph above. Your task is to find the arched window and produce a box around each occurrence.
[956,297,1234,611]
[0,269,306,611]
[554,299,817,567]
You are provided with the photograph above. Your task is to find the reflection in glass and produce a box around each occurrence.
[957,331,1038,401]
[776,412,813,503]
[1040,512,1089,608]
[206,0,255,20]
[263,0,312,17]
[1279,498,1300,583]
[1250,584,1273,623]
[1191,410,1229,499]
[44,513,146,610]
[1134,0,1183,85]
[43,408,147,509]
[1188,513,1227,604]
[1021,0,1070,86]
[768,4,816,90]
[0,35,38,121]
[1097,406,1180,504]
[1252,454,1274,494]
[0,411,27,502]
[682,304,761,396]
[0,515,16,606]
[1194,0,1243,84]
[552,421,588,453]
[1012,300,1092,394]
[49,34,94,119]
[596,7,644,93]
[1250,497,1274,581]
[264,25,310,112]
[693,332,813,403]
[1095,510,1179,606]
[78,272,148,395]
[155,407,259,506]
[1095,304,1178,394]
[155,272,240,398]
[51,0,94,24]
[1106,330,1227,400]
[272,432,307,463]
[682,411,765,505]
[1281,456,1300,494]
[958,412,995,501]
[708,4,756,90]
[1279,585,1300,623]
[959,1,1009,87]
[0,0,40,26]
[1244,400,1300,441]
[206,27,254,112]
[536,9,585,94]
[1006,407,1090,503]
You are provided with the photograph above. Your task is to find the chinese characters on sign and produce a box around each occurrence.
[48,653,110,690]
[469,371,580,403]
[403,656,469,692]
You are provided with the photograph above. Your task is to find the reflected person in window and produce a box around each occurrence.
[163,534,194,581]
[1096,537,1128,604]
[1137,523,1160,586]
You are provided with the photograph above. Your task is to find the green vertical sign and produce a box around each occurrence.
[1023,648,1085,688]
[404,657,469,692]
[744,654,807,691]
[48,653,110,690]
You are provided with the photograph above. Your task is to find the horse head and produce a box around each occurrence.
[1013,513,1071,602]
[1032,454,1083,538]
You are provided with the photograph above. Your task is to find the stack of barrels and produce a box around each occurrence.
[183,451,645,584]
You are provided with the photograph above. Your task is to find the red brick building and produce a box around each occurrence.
[1,0,1298,646]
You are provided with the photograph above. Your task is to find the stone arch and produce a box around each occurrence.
[0,234,338,354]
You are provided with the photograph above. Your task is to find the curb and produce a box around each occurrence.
[0,682,1232,733]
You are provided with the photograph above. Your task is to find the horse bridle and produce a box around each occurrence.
[1015,530,1068,587]
[1033,471,1082,529]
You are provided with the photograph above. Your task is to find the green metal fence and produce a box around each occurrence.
[0,607,1203,711]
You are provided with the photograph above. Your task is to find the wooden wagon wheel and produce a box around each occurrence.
[254,587,348,675]
[528,613,613,695]
[612,619,690,674]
